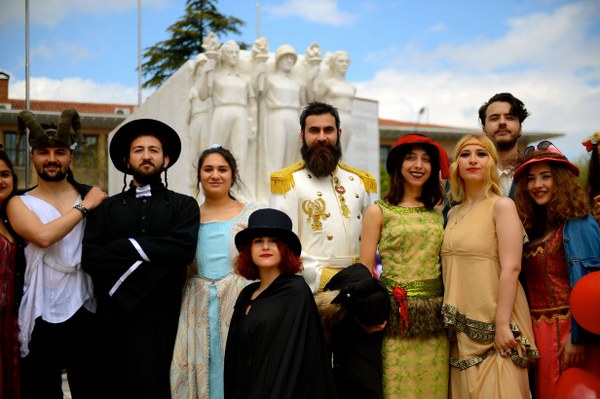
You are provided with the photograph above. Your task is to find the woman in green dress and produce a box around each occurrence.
[359,133,450,398]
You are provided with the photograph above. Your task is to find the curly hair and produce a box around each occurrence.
[235,239,303,281]
[514,156,590,239]
[587,147,600,203]
[448,134,500,203]
[384,143,444,209]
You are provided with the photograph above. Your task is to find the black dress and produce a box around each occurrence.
[224,273,338,399]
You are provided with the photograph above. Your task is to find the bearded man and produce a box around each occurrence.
[479,92,530,197]
[269,101,377,293]
[7,109,108,399]
[82,119,199,399]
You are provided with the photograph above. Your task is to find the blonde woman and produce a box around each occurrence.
[441,134,538,398]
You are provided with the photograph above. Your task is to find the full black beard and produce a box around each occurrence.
[301,140,342,177]
[131,169,163,187]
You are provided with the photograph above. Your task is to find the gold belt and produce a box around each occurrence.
[379,275,443,299]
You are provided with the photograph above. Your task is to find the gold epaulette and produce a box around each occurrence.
[270,161,305,194]
[338,162,377,193]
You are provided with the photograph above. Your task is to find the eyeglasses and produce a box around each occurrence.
[524,140,556,157]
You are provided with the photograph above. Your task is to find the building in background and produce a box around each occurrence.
[0,71,134,191]
[0,71,563,192]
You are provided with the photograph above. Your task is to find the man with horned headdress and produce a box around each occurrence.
[82,119,199,399]
[7,108,108,398]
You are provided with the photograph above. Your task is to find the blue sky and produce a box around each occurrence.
[1,0,599,159]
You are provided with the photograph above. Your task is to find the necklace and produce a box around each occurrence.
[450,198,485,228]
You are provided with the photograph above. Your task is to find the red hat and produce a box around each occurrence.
[386,134,450,179]
[514,145,579,180]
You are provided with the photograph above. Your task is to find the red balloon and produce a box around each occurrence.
[570,271,600,335]
[555,368,600,399]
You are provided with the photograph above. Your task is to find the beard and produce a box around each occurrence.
[130,162,165,186]
[301,139,342,178]
[494,136,519,152]
[37,163,68,182]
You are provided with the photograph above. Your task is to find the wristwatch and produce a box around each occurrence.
[73,203,89,217]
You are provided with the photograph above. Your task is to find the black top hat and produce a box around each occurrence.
[325,263,391,327]
[235,208,302,256]
[110,119,181,174]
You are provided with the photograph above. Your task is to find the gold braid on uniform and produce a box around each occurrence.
[270,161,305,194]
[338,162,377,193]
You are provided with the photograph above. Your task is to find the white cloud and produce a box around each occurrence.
[357,1,600,159]
[31,40,90,65]
[9,77,144,104]
[431,3,600,72]
[265,0,357,26]
[425,23,446,33]
[0,0,168,27]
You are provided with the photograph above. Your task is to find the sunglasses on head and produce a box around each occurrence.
[524,140,556,157]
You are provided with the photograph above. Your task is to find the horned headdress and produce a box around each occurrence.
[16,108,85,151]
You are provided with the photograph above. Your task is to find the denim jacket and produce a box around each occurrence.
[563,214,600,344]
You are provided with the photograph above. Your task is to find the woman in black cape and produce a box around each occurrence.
[224,208,337,399]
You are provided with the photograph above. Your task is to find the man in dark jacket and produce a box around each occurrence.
[82,119,199,399]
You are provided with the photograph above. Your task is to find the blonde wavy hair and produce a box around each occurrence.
[448,134,501,202]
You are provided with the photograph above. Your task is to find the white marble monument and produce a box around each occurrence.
[108,35,380,205]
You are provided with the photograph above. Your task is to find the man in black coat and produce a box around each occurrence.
[82,119,199,399]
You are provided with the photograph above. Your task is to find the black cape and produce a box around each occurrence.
[224,273,338,399]
[82,183,199,399]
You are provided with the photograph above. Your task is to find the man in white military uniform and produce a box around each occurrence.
[269,102,376,293]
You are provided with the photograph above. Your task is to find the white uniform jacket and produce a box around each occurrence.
[270,161,376,293]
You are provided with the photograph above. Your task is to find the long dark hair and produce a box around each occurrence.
[587,147,600,203]
[384,143,443,209]
[0,149,18,208]
[196,145,240,199]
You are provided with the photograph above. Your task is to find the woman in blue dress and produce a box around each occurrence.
[171,145,260,399]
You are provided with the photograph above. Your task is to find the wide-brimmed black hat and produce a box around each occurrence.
[325,263,391,327]
[235,208,302,256]
[109,118,181,174]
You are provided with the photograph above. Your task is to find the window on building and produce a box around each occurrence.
[3,131,27,167]
[74,135,98,169]
[3,131,27,189]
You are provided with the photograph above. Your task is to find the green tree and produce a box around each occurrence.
[142,0,246,88]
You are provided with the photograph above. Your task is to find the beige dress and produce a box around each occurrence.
[442,196,538,399]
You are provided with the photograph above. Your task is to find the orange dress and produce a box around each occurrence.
[522,227,600,399]
[442,197,538,398]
